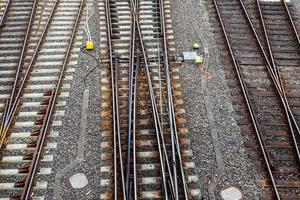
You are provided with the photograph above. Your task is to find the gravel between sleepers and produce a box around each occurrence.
[170,0,262,199]
[45,0,269,199]
[47,0,104,199]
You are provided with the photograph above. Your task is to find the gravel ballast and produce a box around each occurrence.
[46,0,266,199]
[49,0,104,199]
[170,0,262,198]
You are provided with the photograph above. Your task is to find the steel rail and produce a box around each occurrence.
[2,0,38,120]
[238,0,300,161]
[132,57,138,200]
[129,0,176,198]
[0,100,8,155]
[159,0,178,198]
[280,0,300,136]
[256,0,300,164]
[105,0,127,199]
[256,0,278,79]
[0,0,11,27]
[282,0,300,47]
[16,90,54,199]
[238,0,300,141]
[115,57,126,199]
[0,0,38,145]
[0,101,8,139]
[127,56,139,200]
[19,1,85,199]
[125,55,139,199]
[213,0,281,199]
[125,0,138,198]
[158,0,189,198]
[0,0,57,152]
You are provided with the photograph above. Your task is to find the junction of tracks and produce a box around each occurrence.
[0,0,299,199]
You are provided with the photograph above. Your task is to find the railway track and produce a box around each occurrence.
[211,0,300,199]
[0,0,10,27]
[98,0,200,198]
[0,0,85,199]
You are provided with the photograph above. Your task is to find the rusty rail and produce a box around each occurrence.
[282,0,300,46]
[213,0,281,198]
[129,0,177,198]
[256,0,300,165]
[104,0,127,199]
[125,0,138,198]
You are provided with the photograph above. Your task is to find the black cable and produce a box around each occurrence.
[80,46,100,86]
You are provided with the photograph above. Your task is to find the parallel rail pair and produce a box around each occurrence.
[105,0,189,199]
[213,0,300,199]
[0,0,84,199]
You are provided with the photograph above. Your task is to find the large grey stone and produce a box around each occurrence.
[69,173,88,189]
[220,186,243,200]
